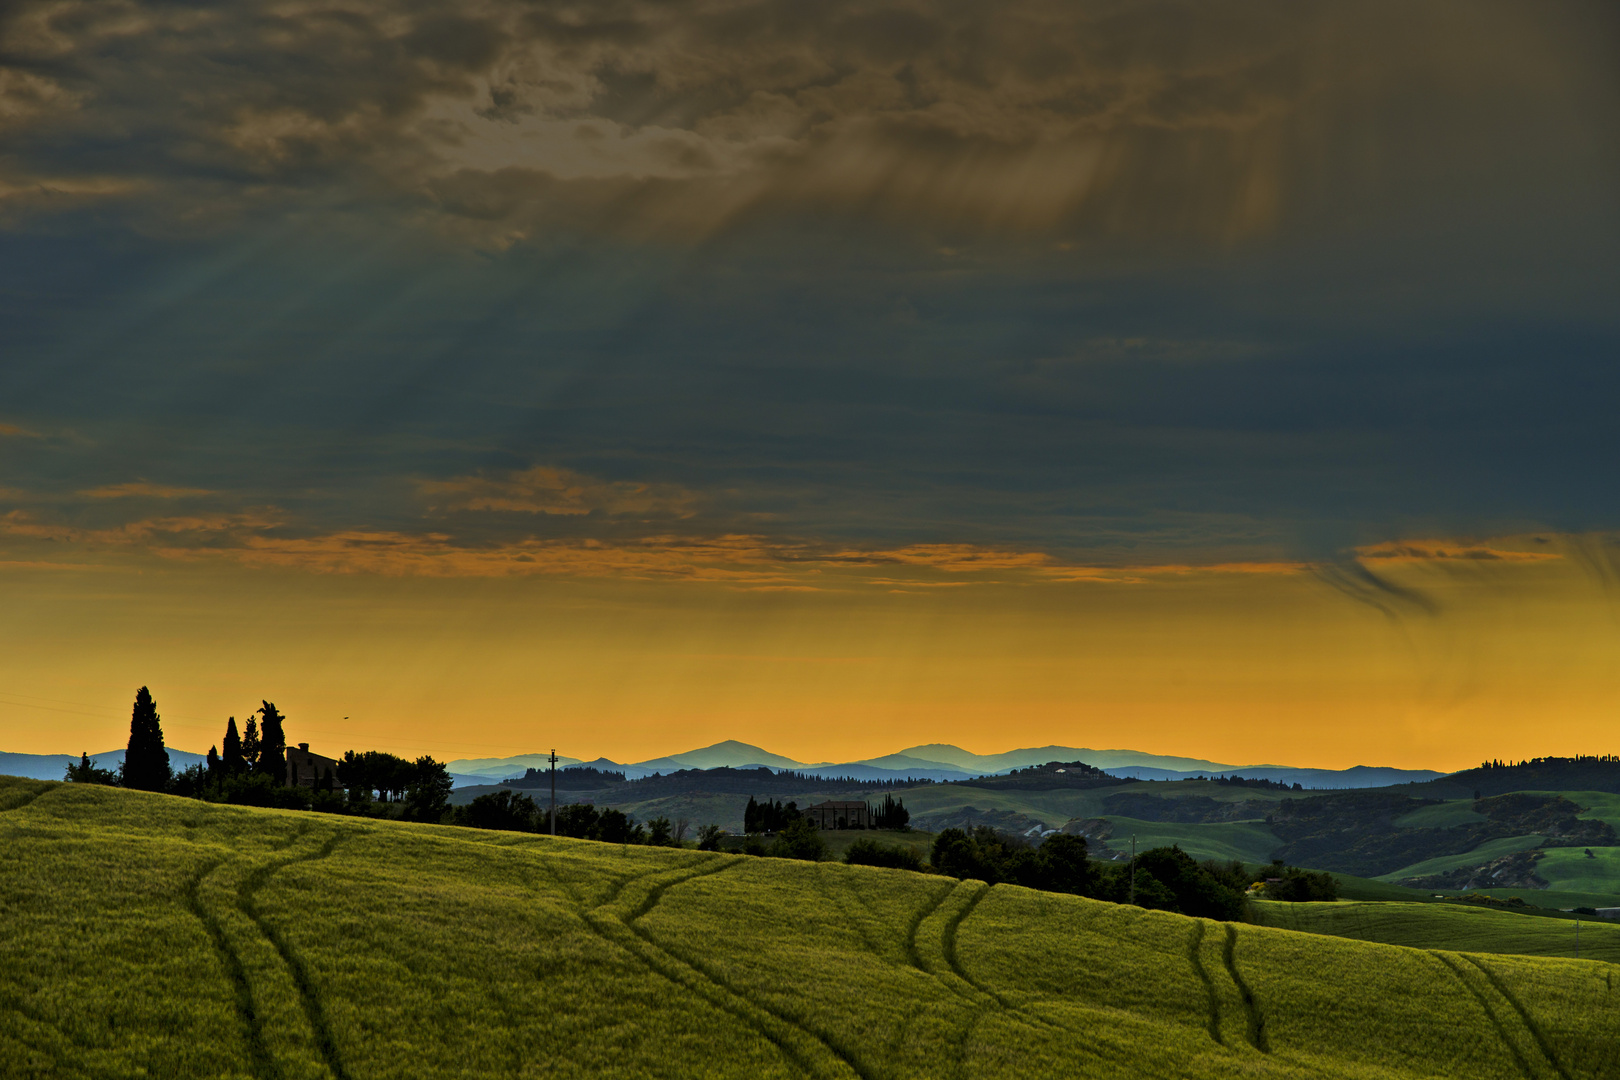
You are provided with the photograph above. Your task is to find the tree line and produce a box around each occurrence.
[454,788,727,850]
[742,793,911,834]
[64,687,454,822]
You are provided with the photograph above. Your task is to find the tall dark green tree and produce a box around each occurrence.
[221,716,246,774]
[122,686,171,792]
[255,701,287,783]
[241,715,260,769]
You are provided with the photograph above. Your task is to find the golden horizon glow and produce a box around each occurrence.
[2,531,1616,773]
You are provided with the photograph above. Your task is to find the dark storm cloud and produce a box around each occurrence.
[4,0,1613,243]
[0,1,1617,578]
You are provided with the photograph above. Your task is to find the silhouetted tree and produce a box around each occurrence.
[64,752,118,785]
[930,827,1029,884]
[255,702,287,783]
[697,824,725,851]
[460,789,539,832]
[869,794,911,830]
[206,745,221,779]
[122,687,171,792]
[221,717,246,774]
[743,796,802,834]
[404,756,452,822]
[1029,833,1090,894]
[241,715,260,770]
[594,807,639,843]
[647,817,674,846]
[550,802,600,838]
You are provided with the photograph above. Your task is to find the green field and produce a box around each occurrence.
[1090,815,1280,864]
[1374,834,1547,882]
[1532,847,1620,896]
[1393,800,1484,829]
[7,775,1620,1079]
[1251,900,1620,962]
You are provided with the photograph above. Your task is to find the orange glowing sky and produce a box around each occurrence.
[3,534,1617,770]
[2,0,1618,771]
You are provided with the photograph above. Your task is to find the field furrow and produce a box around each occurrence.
[1223,924,1270,1052]
[239,832,351,1080]
[1461,955,1574,1080]
[582,885,861,1078]
[1430,952,1544,1080]
[1186,921,1225,1046]
[182,857,279,1080]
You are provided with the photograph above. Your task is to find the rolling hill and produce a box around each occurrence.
[4,776,1620,1079]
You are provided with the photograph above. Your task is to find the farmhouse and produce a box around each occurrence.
[284,742,342,789]
[805,800,869,829]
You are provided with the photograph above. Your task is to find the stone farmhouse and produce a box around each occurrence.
[284,742,342,789]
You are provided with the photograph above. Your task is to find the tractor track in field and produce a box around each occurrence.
[182,858,280,1080]
[596,852,711,910]
[1186,921,1224,1046]
[902,880,958,975]
[621,857,735,925]
[1430,952,1539,1080]
[565,860,871,1080]
[1221,924,1268,1053]
[237,832,351,1080]
[937,882,1070,1038]
[1462,955,1573,1080]
[0,783,50,813]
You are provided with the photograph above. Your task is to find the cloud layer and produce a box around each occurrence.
[5,0,1614,245]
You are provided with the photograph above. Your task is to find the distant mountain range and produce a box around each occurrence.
[0,748,210,782]
[1,739,1445,790]
[445,740,1445,789]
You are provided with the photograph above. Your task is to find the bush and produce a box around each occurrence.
[63,753,119,786]
[207,773,312,810]
[1026,833,1090,895]
[844,838,923,871]
[1258,861,1339,902]
[460,790,539,832]
[767,818,827,861]
[696,824,726,851]
[930,827,1029,884]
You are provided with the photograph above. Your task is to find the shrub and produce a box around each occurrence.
[460,790,539,832]
[844,838,923,871]
[767,818,827,861]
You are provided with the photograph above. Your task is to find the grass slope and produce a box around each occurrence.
[1374,835,1548,882]
[1252,901,1620,963]
[5,777,1620,1080]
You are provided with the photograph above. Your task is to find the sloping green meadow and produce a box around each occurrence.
[1252,900,1620,963]
[4,777,1620,1080]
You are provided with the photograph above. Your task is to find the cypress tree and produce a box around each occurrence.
[221,717,245,774]
[256,701,287,784]
[122,686,171,792]
[241,715,260,771]
[207,746,221,776]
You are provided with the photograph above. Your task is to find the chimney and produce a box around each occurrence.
[298,742,309,752]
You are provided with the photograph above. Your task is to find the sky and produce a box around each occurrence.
[1,0,1618,769]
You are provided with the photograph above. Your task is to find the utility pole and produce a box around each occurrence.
[1129,834,1137,906]
[549,748,557,836]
